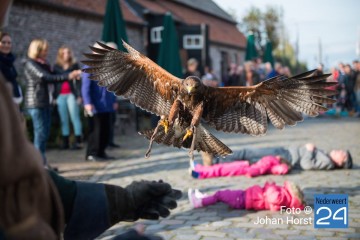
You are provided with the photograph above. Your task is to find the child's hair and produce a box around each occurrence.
[278,156,292,171]
[287,181,306,206]
[344,150,353,169]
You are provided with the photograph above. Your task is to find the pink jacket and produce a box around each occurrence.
[245,181,304,211]
[195,155,289,179]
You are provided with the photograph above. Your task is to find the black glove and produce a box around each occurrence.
[105,180,182,224]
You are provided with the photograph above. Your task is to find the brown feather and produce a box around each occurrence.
[82,41,182,116]
[202,71,335,134]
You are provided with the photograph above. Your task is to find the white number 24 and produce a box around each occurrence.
[316,207,347,225]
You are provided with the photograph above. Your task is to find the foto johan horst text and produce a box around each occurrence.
[254,215,313,225]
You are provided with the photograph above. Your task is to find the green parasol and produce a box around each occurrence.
[157,13,183,78]
[101,0,128,52]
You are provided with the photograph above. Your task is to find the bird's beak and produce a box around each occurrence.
[186,86,194,94]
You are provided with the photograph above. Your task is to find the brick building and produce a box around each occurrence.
[5,0,245,81]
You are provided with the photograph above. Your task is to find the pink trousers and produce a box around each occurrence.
[201,189,245,209]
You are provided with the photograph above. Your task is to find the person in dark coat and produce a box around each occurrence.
[81,42,117,161]
[24,39,81,166]
[0,32,22,104]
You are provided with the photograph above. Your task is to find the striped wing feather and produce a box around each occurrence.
[82,41,182,116]
[140,124,232,157]
[203,70,336,135]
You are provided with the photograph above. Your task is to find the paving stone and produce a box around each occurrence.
[145,224,166,231]
[160,220,185,225]
[193,225,215,231]
[274,229,300,235]
[330,228,356,233]
[199,216,223,222]
[286,236,316,240]
[341,233,360,239]
[248,228,274,236]
[316,238,348,240]
[201,237,235,240]
[303,230,335,237]
[193,212,218,217]
[197,230,227,237]
[210,221,232,227]
[256,233,284,239]
[172,234,201,240]
[157,231,175,240]
[231,217,250,222]
[235,222,265,228]
[174,215,199,220]
[222,228,255,238]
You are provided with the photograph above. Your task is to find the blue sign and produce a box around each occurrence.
[314,194,348,228]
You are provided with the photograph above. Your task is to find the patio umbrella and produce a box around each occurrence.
[245,33,258,61]
[157,13,183,78]
[102,0,128,52]
[263,40,274,67]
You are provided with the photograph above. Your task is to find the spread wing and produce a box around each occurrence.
[82,41,183,116]
[203,70,336,135]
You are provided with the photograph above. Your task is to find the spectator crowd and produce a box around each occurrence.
[195,57,360,118]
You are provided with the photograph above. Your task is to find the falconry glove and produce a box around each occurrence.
[104,180,182,224]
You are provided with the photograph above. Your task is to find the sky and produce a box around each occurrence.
[214,0,360,69]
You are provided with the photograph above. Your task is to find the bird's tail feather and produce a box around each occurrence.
[139,124,232,157]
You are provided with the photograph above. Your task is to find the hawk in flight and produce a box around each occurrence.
[83,41,335,160]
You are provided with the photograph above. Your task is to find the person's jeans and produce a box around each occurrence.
[57,93,82,136]
[27,107,51,165]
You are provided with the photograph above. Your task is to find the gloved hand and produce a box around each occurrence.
[105,180,182,224]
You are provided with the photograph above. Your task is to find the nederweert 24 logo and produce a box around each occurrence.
[314,194,348,228]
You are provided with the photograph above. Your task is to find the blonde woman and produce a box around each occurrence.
[24,39,81,166]
[53,46,82,149]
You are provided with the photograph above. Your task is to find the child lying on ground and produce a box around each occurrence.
[203,143,353,170]
[191,155,289,179]
[188,181,305,211]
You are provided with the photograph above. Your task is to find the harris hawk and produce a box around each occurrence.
[82,41,336,160]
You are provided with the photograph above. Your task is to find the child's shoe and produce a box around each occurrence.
[188,189,203,208]
[194,189,208,198]
[191,170,200,178]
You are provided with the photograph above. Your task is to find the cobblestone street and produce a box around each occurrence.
[49,117,360,240]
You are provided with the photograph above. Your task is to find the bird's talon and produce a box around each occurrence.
[160,119,169,134]
[183,129,193,141]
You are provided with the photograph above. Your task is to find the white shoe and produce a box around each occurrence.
[189,160,195,170]
[194,189,207,198]
[188,188,203,208]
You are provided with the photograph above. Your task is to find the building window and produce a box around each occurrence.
[150,26,164,43]
[183,35,203,49]
[233,52,239,64]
